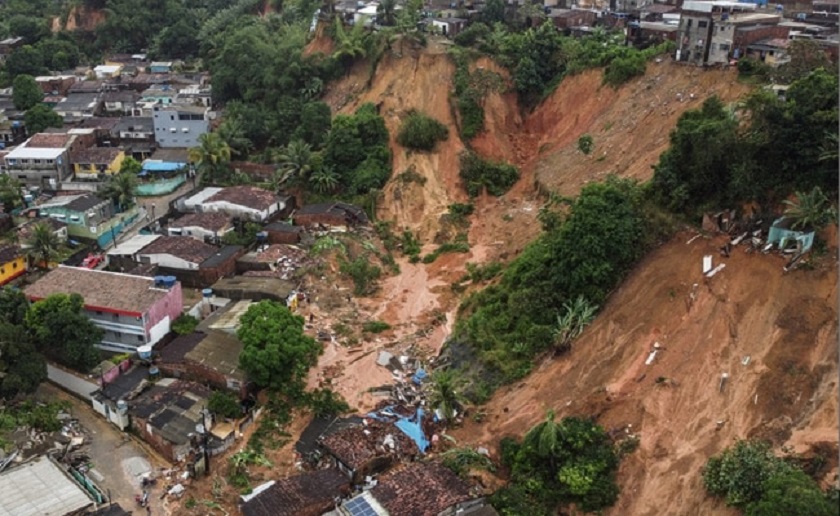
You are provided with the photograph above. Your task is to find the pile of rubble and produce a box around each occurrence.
[243,244,316,280]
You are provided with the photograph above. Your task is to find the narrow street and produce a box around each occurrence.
[35,383,170,513]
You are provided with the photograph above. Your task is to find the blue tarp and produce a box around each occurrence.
[394,408,429,453]
[141,161,187,173]
[412,368,427,385]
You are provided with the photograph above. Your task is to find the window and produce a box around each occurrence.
[181,128,189,133]
[170,115,174,121]
[719,43,730,51]
[698,20,708,28]
[0,268,4,275]
[12,262,17,269]
[96,310,103,315]
[137,335,144,342]
[33,159,41,164]
[112,313,119,320]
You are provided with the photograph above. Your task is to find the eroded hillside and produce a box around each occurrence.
[311,38,836,515]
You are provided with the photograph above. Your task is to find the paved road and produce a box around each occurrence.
[36,383,168,513]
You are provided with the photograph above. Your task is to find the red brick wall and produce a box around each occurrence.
[734,25,790,49]
[294,213,346,228]
[266,230,301,245]
[552,10,597,29]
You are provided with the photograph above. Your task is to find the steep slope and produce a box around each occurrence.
[452,232,838,515]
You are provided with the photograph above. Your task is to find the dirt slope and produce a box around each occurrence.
[452,233,838,514]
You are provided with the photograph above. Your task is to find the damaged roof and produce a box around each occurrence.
[184,330,245,382]
[169,212,232,232]
[27,133,73,148]
[205,185,280,211]
[370,462,474,516]
[240,468,350,516]
[319,419,418,471]
[158,332,207,363]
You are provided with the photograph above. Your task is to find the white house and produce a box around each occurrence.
[181,185,287,222]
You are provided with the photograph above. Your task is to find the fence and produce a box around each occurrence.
[136,174,187,196]
[47,363,99,401]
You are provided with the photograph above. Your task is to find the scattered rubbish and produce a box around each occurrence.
[702,255,712,274]
[731,232,748,246]
[741,356,751,366]
[686,234,701,245]
[645,350,658,366]
[477,447,490,457]
[754,393,758,405]
[719,373,729,393]
[706,264,726,278]
[168,484,185,498]
[376,351,394,367]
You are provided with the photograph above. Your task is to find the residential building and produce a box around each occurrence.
[744,37,790,65]
[25,266,184,353]
[102,90,140,115]
[240,469,351,516]
[210,275,295,303]
[106,234,162,272]
[677,1,784,65]
[70,147,126,179]
[546,9,598,30]
[134,235,244,287]
[174,86,212,108]
[157,330,248,397]
[152,105,210,148]
[114,116,155,159]
[2,132,78,189]
[0,244,26,286]
[94,64,123,79]
[0,117,25,147]
[167,212,234,242]
[34,75,77,96]
[293,202,368,230]
[35,193,117,242]
[129,379,212,463]
[264,221,304,245]
[181,186,290,222]
[0,456,95,516]
[336,462,490,516]
[53,92,103,119]
[0,37,24,63]
[90,364,149,431]
[320,419,419,483]
[76,117,121,146]
[430,17,468,37]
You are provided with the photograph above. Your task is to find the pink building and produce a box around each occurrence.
[25,266,183,353]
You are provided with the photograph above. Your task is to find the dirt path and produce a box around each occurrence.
[36,383,170,513]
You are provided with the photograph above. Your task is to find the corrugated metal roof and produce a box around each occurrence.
[0,456,92,516]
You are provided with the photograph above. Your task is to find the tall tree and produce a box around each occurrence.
[12,74,42,110]
[377,0,397,26]
[25,222,61,269]
[24,104,63,134]
[25,293,102,372]
[429,370,465,421]
[0,320,46,399]
[189,132,232,184]
[237,300,321,391]
[0,175,24,214]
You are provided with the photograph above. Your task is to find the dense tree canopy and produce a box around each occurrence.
[11,74,42,110]
[25,293,102,372]
[237,301,321,391]
[24,104,63,134]
[0,288,45,399]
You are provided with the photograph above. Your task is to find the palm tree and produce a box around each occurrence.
[429,370,465,422]
[377,0,397,26]
[333,15,368,72]
[523,410,563,467]
[273,140,313,187]
[819,131,838,163]
[782,186,835,231]
[552,295,598,354]
[299,77,324,101]
[26,222,61,269]
[100,172,138,213]
[309,166,340,194]
[217,118,253,160]
[189,133,232,185]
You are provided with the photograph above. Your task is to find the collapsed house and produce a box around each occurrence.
[240,467,351,516]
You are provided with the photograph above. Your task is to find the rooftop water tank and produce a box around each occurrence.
[137,345,152,360]
[202,288,213,299]
[116,399,128,414]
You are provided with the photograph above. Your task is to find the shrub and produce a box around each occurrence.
[703,440,794,508]
[396,111,449,151]
[208,390,241,420]
[362,320,391,333]
[459,151,519,197]
[340,256,382,295]
[448,202,475,225]
[172,314,199,335]
[304,388,350,418]
[577,134,594,155]
[603,52,646,87]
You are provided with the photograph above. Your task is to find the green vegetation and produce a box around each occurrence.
[577,134,594,155]
[11,74,41,110]
[463,261,503,283]
[653,69,838,215]
[459,151,519,197]
[26,293,103,373]
[551,295,597,354]
[397,111,449,151]
[24,104,63,134]
[782,186,836,231]
[172,314,199,336]
[207,390,241,420]
[100,172,138,212]
[447,202,475,225]
[323,103,392,195]
[453,178,657,391]
[492,412,620,514]
[237,300,321,392]
[400,229,422,260]
[302,388,350,418]
[422,236,470,264]
[441,447,496,479]
[451,49,505,140]
[703,440,835,515]
[340,255,382,296]
[362,320,391,333]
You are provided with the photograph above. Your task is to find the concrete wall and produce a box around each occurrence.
[153,108,209,148]
[47,362,99,400]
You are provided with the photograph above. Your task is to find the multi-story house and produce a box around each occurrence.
[25,266,184,353]
[70,147,126,180]
[152,105,210,148]
[2,133,78,189]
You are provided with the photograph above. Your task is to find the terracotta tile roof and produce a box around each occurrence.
[138,236,219,265]
[18,219,66,243]
[27,133,73,148]
[240,468,350,516]
[320,419,418,471]
[24,266,172,315]
[170,212,232,233]
[205,186,280,212]
[0,244,21,264]
[371,462,474,516]
[70,147,122,165]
